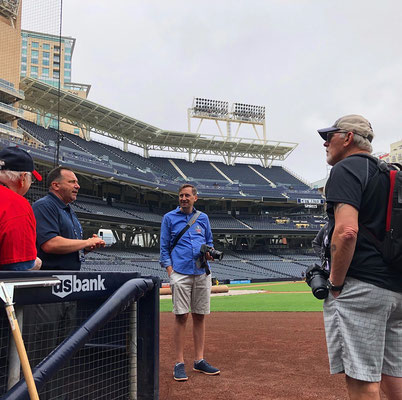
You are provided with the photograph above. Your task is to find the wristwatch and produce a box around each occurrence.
[327,279,344,291]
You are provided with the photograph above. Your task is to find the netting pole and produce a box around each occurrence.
[7,305,23,390]
[137,280,159,400]
[129,301,137,400]
[55,0,63,166]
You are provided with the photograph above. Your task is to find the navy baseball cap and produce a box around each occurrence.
[0,146,42,181]
[317,114,374,143]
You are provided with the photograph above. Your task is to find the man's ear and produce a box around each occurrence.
[343,131,354,147]
[19,172,28,187]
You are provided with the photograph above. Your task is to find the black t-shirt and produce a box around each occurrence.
[325,153,402,292]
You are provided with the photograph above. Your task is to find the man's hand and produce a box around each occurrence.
[84,234,106,253]
[166,266,173,277]
[206,251,214,261]
[30,257,42,270]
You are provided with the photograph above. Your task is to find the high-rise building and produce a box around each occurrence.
[21,29,90,134]
[0,0,25,139]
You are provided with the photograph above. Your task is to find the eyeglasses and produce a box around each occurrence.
[28,172,36,184]
[325,132,338,143]
[325,130,349,143]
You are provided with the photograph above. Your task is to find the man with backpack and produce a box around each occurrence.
[160,184,220,381]
[318,114,402,399]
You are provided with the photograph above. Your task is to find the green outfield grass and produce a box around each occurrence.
[229,281,309,292]
[160,281,324,312]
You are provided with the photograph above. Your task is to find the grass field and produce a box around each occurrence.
[160,281,324,312]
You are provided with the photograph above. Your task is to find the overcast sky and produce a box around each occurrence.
[22,0,402,183]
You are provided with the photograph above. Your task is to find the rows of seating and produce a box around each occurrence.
[15,120,323,201]
[66,195,325,231]
[83,248,318,282]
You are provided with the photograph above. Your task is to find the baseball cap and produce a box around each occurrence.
[0,146,42,181]
[317,114,374,143]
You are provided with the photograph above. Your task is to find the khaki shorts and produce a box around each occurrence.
[324,277,402,382]
[170,270,211,315]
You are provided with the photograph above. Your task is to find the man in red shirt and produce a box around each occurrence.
[0,146,42,270]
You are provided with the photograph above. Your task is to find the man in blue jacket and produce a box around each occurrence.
[160,184,220,381]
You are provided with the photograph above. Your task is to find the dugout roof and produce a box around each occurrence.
[19,77,297,163]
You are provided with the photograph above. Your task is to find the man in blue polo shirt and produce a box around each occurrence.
[33,166,105,270]
[27,166,106,399]
[160,183,220,381]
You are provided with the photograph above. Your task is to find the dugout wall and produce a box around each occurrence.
[0,271,159,400]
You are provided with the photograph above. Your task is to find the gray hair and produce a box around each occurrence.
[0,170,30,185]
[352,133,373,153]
[338,131,373,153]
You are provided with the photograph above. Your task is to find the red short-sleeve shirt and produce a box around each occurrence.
[0,185,37,265]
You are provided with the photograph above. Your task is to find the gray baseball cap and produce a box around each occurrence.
[317,114,374,143]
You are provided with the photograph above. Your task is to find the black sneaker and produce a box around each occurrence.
[193,359,220,375]
[173,362,188,381]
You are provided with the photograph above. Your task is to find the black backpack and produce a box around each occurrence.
[353,154,402,268]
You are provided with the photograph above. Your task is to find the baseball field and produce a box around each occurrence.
[159,282,388,400]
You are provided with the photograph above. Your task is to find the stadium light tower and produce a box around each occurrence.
[188,97,267,164]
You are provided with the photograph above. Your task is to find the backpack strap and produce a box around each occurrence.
[170,210,201,253]
[386,170,398,232]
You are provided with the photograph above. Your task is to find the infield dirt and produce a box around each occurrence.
[159,312,387,400]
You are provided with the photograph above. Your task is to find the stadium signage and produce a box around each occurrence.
[297,198,324,204]
[52,274,106,299]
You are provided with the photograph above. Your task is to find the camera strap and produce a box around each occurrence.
[170,210,201,254]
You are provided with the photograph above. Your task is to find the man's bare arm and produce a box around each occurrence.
[329,203,359,290]
[41,236,105,254]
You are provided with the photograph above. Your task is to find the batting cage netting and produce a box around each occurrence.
[0,271,159,400]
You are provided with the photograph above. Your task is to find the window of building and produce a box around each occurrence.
[30,66,38,76]
[42,67,49,77]
[53,62,60,69]
[64,63,71,70]
[21,56,27,63]
[22,39,27,48]
[53,55,60,62]
[31,50,39,58]
[54,45,60,52]
[43,43,50,50]
[53,70,60,78]
[22,48,27,55]
[42,51,50,58]
[31,58,39,65]
[42,59,50,66]
[65,55,71,62]
[64,70,71,78]
[32,42,39,48]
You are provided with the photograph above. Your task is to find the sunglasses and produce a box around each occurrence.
[325,130,349,143]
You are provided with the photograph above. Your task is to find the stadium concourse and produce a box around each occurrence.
[0,117,325,282]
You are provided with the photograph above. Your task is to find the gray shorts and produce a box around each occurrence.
[170,270,211,315]
[323,277,402,382]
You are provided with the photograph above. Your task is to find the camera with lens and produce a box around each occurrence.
[306,263,330,300]
[198,245,224,275]
[200,244,223,261]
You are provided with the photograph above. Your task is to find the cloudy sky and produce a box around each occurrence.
[22,0,402,183]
